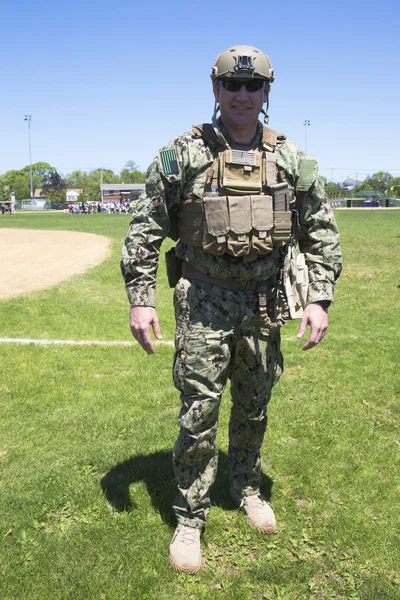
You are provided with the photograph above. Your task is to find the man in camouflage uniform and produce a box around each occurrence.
[121,45,342,574]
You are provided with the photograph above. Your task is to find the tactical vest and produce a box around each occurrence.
[174,124,293,261]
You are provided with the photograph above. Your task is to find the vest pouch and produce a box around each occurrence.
[177,198,204,247]
[272,211,292,246]
[270,182,290,211]
[223,180,263,195]
[251,194,274,254]
[270,182,292,246]
[222,149,263,196]
[226,195,252,257]
[203,195,229,255]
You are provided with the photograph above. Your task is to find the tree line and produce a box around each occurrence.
[1,162,399,203]
[0,161,146,204]
[322,171,400,199]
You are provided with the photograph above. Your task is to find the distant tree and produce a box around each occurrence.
[92,168,120,184]
[119,168,133,183]
[31,162,55,177]
[0,185,10,203]
[134,171,146,183]
[41,171,67,204]
[120,160,146,184]
[0,162,55,200]
[90,168,120,201]
[354,182,373,195]
[325,182,340,198]
[125,160,139,172]
[320,176,340,199]
[65,168,121,201]
[390,177,400,197]
[0,170,30,200]
[356,171,393,194]
[65,170,90,190]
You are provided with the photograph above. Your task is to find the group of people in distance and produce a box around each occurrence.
[67,200,137,214]
[1,203,13,214]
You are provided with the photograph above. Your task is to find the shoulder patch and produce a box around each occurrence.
[159,148,179,175]
[297,156,318,192]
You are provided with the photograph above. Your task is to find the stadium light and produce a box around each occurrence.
[304,119,310,154]
[24,114,33,199]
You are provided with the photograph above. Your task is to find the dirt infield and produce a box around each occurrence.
[0,229,111,299]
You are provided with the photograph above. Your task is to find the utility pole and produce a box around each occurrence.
[385,171,389,207]
[304,120,310,154]
[24,114,33,199]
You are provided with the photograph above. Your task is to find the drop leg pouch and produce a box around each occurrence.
[165,247,183,288]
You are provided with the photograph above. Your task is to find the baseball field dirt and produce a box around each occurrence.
[0,228,111,299]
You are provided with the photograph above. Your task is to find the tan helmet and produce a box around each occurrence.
[211,45,274,83]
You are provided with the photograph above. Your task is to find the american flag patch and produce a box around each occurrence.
[159,148,179,175]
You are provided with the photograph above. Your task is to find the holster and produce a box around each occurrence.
[165,247,183,288]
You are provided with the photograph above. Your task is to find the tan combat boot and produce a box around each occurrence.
[169,525,202,574]
[231,490,276,534]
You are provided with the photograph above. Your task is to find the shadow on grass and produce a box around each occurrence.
[101,450,273,529]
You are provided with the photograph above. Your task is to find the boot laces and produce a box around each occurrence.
[179,526,199,545]
[241,494,266,510]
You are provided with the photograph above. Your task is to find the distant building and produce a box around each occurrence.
[338,177,358,192]
[66,189,83,203]
[34,188,46,199]
[100,183,144,203]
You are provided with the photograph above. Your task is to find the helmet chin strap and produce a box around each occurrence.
[213,100,220,121]
[211,107,230,149]
[261,97,270,124]
[211,94,270,141]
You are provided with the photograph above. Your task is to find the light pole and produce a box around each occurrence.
[304,119,310,154]
[24,114,33,199]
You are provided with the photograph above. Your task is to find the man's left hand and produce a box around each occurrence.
[296,303,328,351]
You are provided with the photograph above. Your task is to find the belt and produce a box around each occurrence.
[182,262,260,292]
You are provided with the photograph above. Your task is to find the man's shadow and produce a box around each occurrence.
[100,450,273,527]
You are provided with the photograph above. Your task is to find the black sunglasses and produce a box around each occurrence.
[219,79,266,93]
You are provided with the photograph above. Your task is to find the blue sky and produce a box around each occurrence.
[2,0,399,183]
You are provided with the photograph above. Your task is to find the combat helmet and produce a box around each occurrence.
[211,45,274,83]
[211,45,274,125]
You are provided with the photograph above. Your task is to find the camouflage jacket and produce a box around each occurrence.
[121,119,342,307]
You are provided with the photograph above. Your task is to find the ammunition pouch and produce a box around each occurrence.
[165,247,183,288]
[174,130,294,258]
[178,192,292,259]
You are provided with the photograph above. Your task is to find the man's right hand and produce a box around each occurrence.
[129,306,162,355]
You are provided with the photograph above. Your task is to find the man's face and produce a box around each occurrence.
[214,79,269,135]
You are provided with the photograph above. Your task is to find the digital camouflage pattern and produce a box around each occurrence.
[121,118,342,308]
[121,117,342,530]
[172,278,283,529]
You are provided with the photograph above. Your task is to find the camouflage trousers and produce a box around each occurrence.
[172,277,283,530]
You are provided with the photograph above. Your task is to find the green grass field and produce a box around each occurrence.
[0,210,399,600]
